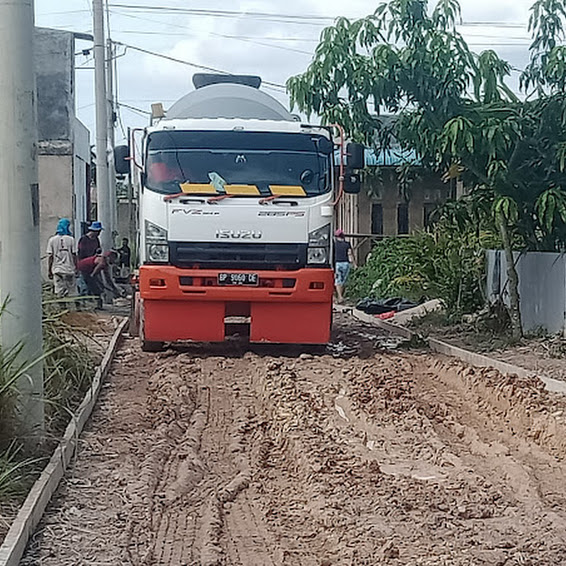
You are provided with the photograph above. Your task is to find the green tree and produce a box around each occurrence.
[288,0,566,340]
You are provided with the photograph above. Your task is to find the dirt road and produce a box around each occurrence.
[22,315,566,565]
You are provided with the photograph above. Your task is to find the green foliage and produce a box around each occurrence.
[289,0,566,254]
[348,225,500,315]
[0,442,42,500]
[42,299,96,432]
[0,294,96,500]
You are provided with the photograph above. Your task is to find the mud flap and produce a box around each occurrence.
[250,302,332,344]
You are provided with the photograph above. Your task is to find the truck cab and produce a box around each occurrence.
[118,74,361,350]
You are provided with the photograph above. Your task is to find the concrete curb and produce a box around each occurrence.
[0,317,128,566]
[350,307,566,395]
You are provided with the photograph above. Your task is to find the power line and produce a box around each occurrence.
[109,6,330,27]
[112,40,288,91]
[37,9,91,16]
[458,21,528,28]
[105,10,317,57]
[114,30,320,42]
[109,4,336,22]
[112,27,313,55]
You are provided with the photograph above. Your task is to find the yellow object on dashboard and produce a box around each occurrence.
[179,183,305,196]
[224,185,260,195]
[269,185,306,196]
[180,183,217,194]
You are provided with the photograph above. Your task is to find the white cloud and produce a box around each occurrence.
[35,0,541,136]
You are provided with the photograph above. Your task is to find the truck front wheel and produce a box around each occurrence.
[129,292,140,337]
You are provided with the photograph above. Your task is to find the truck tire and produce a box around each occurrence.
[129,292,140,337]
[141,339,165,353]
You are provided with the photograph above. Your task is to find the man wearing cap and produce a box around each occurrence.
[333,229,356,304]
[46,218,78,297]
[78,221,103,260]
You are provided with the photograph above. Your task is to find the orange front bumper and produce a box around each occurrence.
[139,265,334,344]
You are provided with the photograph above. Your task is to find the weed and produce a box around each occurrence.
[0,442,43,500]
[0,290,98,515]
[348,224,500,316]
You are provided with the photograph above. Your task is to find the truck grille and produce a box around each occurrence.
[169,242,307,270]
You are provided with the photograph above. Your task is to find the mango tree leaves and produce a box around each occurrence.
[289,0,566,251]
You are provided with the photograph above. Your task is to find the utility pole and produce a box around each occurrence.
[93,0,112,250]
[106,1,118,246]
[0,0,45,439]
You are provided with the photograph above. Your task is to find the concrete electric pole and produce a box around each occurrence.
[107,37,118,246]
[106,0,118,245]
[0,0,45,438]
[93,0,113,250]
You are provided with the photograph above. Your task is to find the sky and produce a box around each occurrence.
[34,0,535,145]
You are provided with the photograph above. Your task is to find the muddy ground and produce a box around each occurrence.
[410,314,566,383]
[21,314,566,565]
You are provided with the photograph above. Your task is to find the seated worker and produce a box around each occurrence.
[78,250,122,309]
[147,152,184,185]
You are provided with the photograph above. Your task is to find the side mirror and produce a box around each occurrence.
[347,142,365,170]
[114,145,130,175]
[344,172,361,194]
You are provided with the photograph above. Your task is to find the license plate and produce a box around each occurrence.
[218,273,259,286]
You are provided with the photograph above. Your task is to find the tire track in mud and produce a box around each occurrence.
[122,353,279,566]
[20,316,566,565]
[196,357,278,566]
[123,357,209,564]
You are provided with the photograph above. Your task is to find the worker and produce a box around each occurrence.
[333,229,356,304]
[117,237,132,278]
[78,250,122,309]
[147,152,184,185]
[78,221,103,260]
[46,218,78,298]
[118,238,131,269]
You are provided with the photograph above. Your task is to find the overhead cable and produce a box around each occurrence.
[112,40,288,91]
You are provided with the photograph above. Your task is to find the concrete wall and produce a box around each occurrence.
[73,119,91,238]
[363,169,451,236]
[35,28,75,142]
[337,169,452,263]
[486,250,566,335]
[34,28,92,276]
[39,154,73,272]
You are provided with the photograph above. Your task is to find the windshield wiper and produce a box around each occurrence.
[259,195,281,204]
[163,191,186,202]
[207,194,235,204]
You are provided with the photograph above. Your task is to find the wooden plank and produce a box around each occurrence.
[0,317,128,566]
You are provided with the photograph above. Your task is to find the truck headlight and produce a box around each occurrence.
[145,221,168,263]
[145,220,167,243]
[147,244,169,263]
[308,247,329,264]
[308,224,331,246]
[308,224,330,265]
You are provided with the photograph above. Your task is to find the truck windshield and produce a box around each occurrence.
[145,130,333,196]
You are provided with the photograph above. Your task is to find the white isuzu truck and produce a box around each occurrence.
[116,74,362,350]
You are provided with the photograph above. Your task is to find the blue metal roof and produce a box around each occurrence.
[365,148,420,167]
[334,146,420,167]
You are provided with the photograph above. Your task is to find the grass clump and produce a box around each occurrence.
[0,293,98,523]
